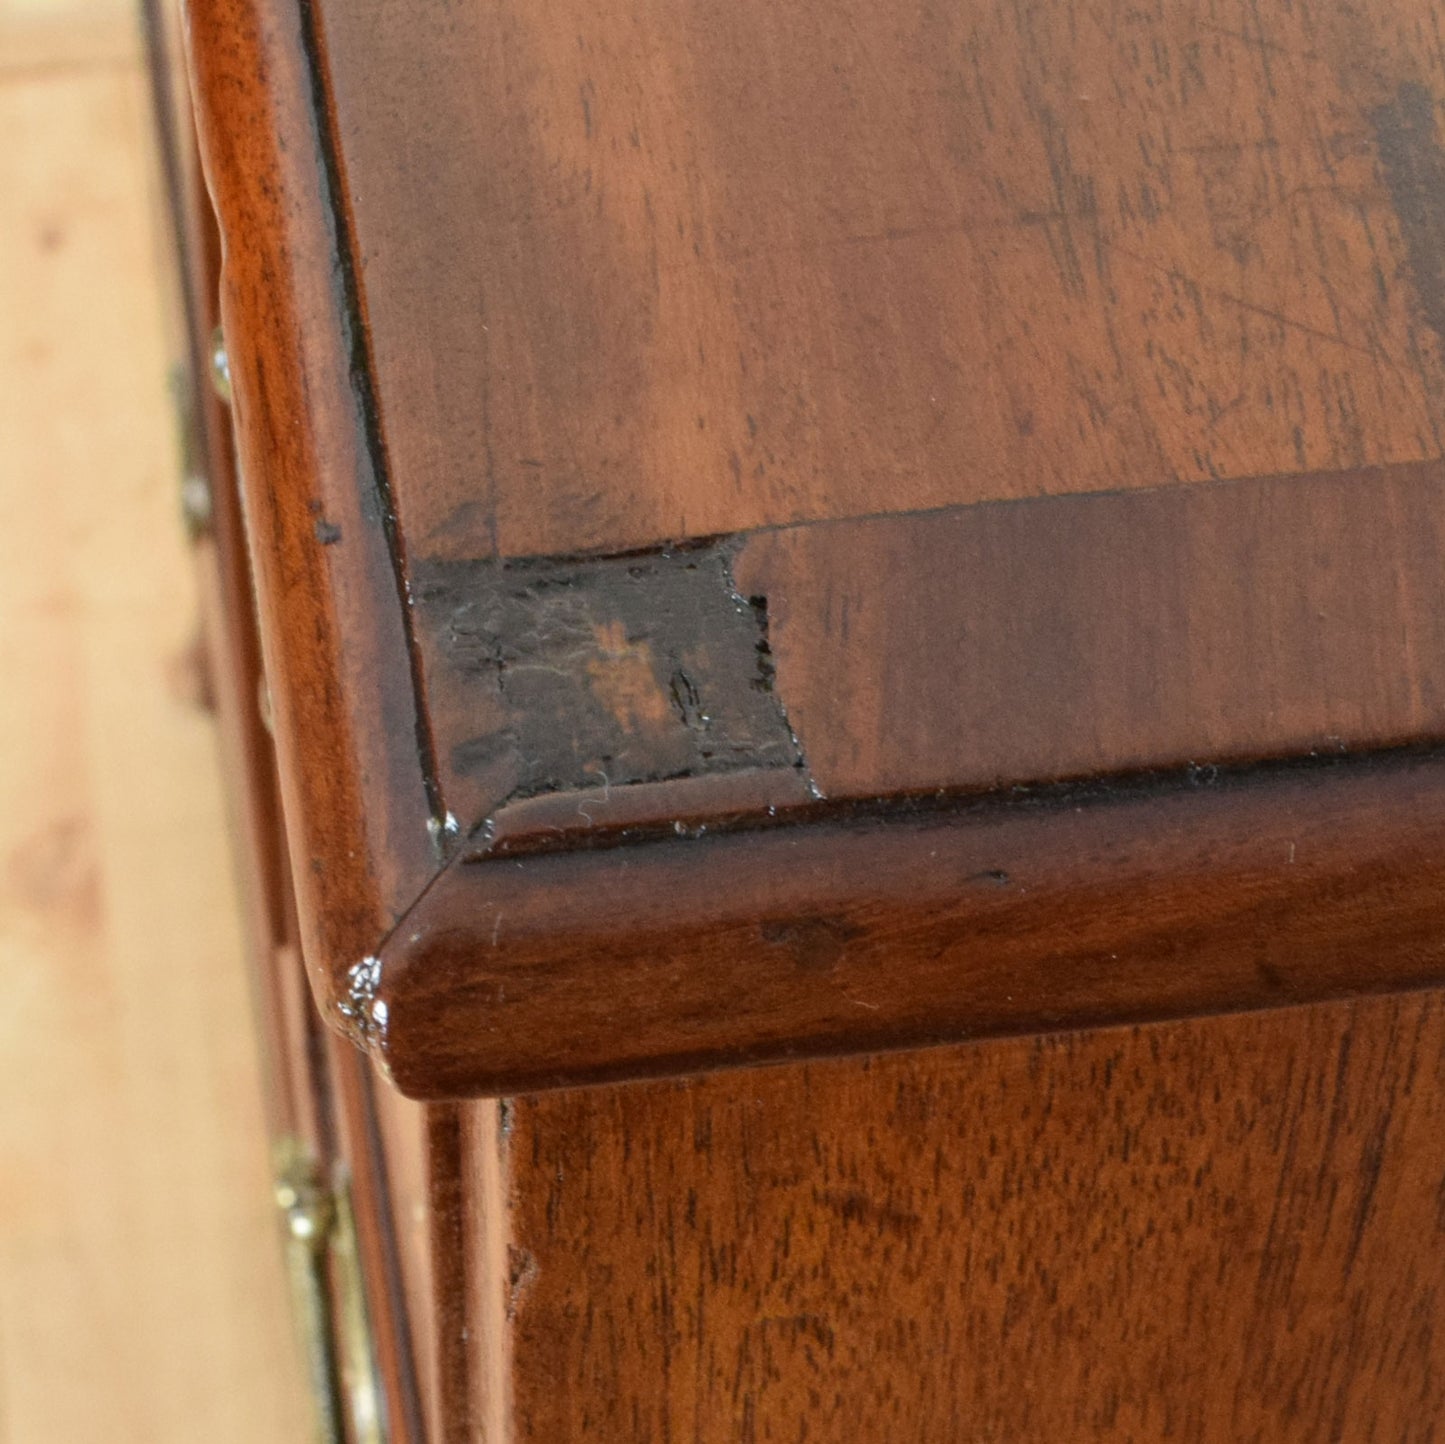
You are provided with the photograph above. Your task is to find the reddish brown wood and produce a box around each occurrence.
[144,0,295,1037]
[485,989,1445,1441]
[375,751,1445,1097]
[170,0,1445,1433]
[150,9,435,1431]
[183,0,442,1021]
[179,0,1445,1107]
[735,462,1445,799]
[181,0,1445,1103]
[414,461,1445,831]
[311,0,1445,560]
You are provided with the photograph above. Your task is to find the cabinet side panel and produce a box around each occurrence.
[499,993,1445,1441]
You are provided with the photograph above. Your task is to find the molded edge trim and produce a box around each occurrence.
[371,750,1445,1097]
[184,0,444,1018]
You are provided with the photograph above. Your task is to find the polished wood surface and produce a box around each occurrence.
[314,0,1445,558]
[380,751,1445,1096]
[183,0,1445,1095]
[184,0,442,1026]
[166,0,1445,1435]
[151,2,439,1431]
[736,462,1445,798]
[414,458,1445,830]
[483,991,1445,1441]
[0,5,309,1434]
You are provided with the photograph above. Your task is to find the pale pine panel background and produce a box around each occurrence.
[0,1,311,1437]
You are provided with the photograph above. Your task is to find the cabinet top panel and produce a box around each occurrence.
[314,0,1445,559]
[184,0,1445,1095]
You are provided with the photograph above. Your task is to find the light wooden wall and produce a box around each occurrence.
[0,2,311,1437]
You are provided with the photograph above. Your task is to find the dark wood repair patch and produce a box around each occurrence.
[417,461,1445,833]
[412,545,803,820]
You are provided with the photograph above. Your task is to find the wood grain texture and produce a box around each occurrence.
[183,0,443,1020]
[734,461,1445,799]
[310,0,1445,559]
[353,1093,510,1444]
[156,9,441,1430]
[389,455,1445,1099]
[375,751,1445,1097]
[413,545,805,829]
[418,460,1445,833]
[0,34,309,1439]
[490,989,1445,1442]
[176,2,1445,1434]
[144,0,311,1136]
[188,0,1445,1101]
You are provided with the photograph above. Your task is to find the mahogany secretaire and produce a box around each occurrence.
[145,0,1445,1436]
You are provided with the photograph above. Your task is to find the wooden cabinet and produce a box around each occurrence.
[149,0,1445,1435]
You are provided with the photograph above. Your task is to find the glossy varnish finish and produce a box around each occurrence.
[153,5,439,1433]
[169,0,1445,1435]
[734,462,1445,798]
[378,751,1445,1096]
[486,990,1445,1441]
[182,0,1445,1099]
[184,0,441,1019]
[412,459,1445,830]
[314,0,1445,558]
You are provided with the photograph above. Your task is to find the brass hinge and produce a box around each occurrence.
[273,1137,388,1444]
